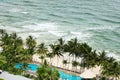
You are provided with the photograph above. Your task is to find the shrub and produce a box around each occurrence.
[0,78,4,80]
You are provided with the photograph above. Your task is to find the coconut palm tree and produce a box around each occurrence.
[101,61,120,80]
[57,38,65,59]
[17,49,32,70]
[37,43,48,56]
[26,36,36,55]
[39,56,45,64]
[36,43,48,64]
[36,61,60,80]
[68,38,78,60]
[46,53,54,65]
[98,51,109,66]
[63,60,68,69]
[63,38,82,74]
[79,43,92,58]
[0,54,6,67]
[77,42,92,70]
[0,29,6,37]
[78,63,84,73]
[58,38,64,47]
[57,38,65,52]
[72,60,79,73]
[18,49,32,62]
[10,33,23,57]
[84,50,98,69]
[49,44,63,67]
[107,57,116,63]
[36,66,60,80]
[67,39,93,71]
[1,32,24,66]
[0,32,9,47]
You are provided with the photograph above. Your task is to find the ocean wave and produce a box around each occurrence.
[60,20,73,24]
[28,33,41,38]
[57,31,92,41]
[0,14,18,18]
[49,13,62,18]
[22,0,33,4]
[48,31,68,37]
[98,18,120,24]
[70,31,92,39]
[72,17,85,21]
[0,25,26,32]
[80,12,95,16]
[17,31,58,41]
[104,15,120,20]
[106,51,120,61]
[95,50,120,61]
[85,25,120,31]
[48,31,92,40]
[21,22,59,31]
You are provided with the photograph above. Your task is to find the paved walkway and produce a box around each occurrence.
[0,71,31,80]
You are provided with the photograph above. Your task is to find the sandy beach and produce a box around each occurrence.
[32,53,101,78]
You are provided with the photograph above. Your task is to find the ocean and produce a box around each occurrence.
[0,0,120,60]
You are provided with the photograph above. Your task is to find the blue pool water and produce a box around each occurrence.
[59,70,82,80]
[15,63,82,80]
[15,63,39,71]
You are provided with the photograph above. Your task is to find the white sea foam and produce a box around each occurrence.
[48,31,68,37]
[71,32,82,35]
[62,31,92,42]
[0,25,26,32]
[70,31,92,39]
[22,22,58,31]
[86,26,120,31]
[106,51,120,61]
[0,25,29,41]
[17,33,29,40]
[21,12,29,14]
[97,50,120,61]
[17,31,57,42]
[18,31,45,39]
[63,35,76,41]
[28,33,40,38]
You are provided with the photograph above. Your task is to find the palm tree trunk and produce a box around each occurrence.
[79,66,82,73]
[69,56,71,71]
[57,56,58,67]
[50,58,52,65]
[42,59,43,64]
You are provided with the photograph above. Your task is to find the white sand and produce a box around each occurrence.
[80,66,101,78]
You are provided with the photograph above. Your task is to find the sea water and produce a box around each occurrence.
[0,0,120,60]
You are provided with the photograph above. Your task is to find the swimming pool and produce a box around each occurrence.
[15,63,82,80]
[15,63,39,72]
